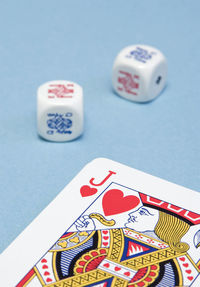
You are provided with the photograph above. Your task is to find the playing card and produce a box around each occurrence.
[1,158,200,287]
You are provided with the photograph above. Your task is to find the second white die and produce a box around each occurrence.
[112,45,167,102]
[37,80,83,142]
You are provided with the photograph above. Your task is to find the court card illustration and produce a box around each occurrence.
[1,158,200,287]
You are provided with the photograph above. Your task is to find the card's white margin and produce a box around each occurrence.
[191,273,200,287]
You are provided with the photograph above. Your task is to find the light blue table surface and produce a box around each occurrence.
[0,0,200,253]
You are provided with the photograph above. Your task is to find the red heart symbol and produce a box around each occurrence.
[102,189,140,216]
[114,266,121,271]
[103,231,108,235]
[103,236,109,240]
[103,242,108,246]
[183,263,189,268]
[124,271,130,276]
[103,263,110,268]
[41,259,47,263]
[42,264,48,269]
[46,278,52,283]
[186,269,192,274]
[179,257,185,262]
[187,276,194,281]
[44,271,50,276]
[80,185,98,197]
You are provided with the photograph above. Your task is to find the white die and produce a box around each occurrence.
[112,45,167,102]
[37,80,83,142]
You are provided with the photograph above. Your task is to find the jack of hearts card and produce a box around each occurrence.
[0,158,200,287]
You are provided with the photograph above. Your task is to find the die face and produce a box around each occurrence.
[38,107,83,142]
[112,63,145,102]
[112,45,167,102]
[37,81,83,142]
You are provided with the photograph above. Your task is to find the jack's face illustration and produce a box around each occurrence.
[125,206,159,232]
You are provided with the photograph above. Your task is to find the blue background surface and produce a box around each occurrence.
[0,0,200,253]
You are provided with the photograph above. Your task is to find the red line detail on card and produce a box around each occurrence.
[60,232,74,239]
[16,269,35,287]
[140,193,200,225]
